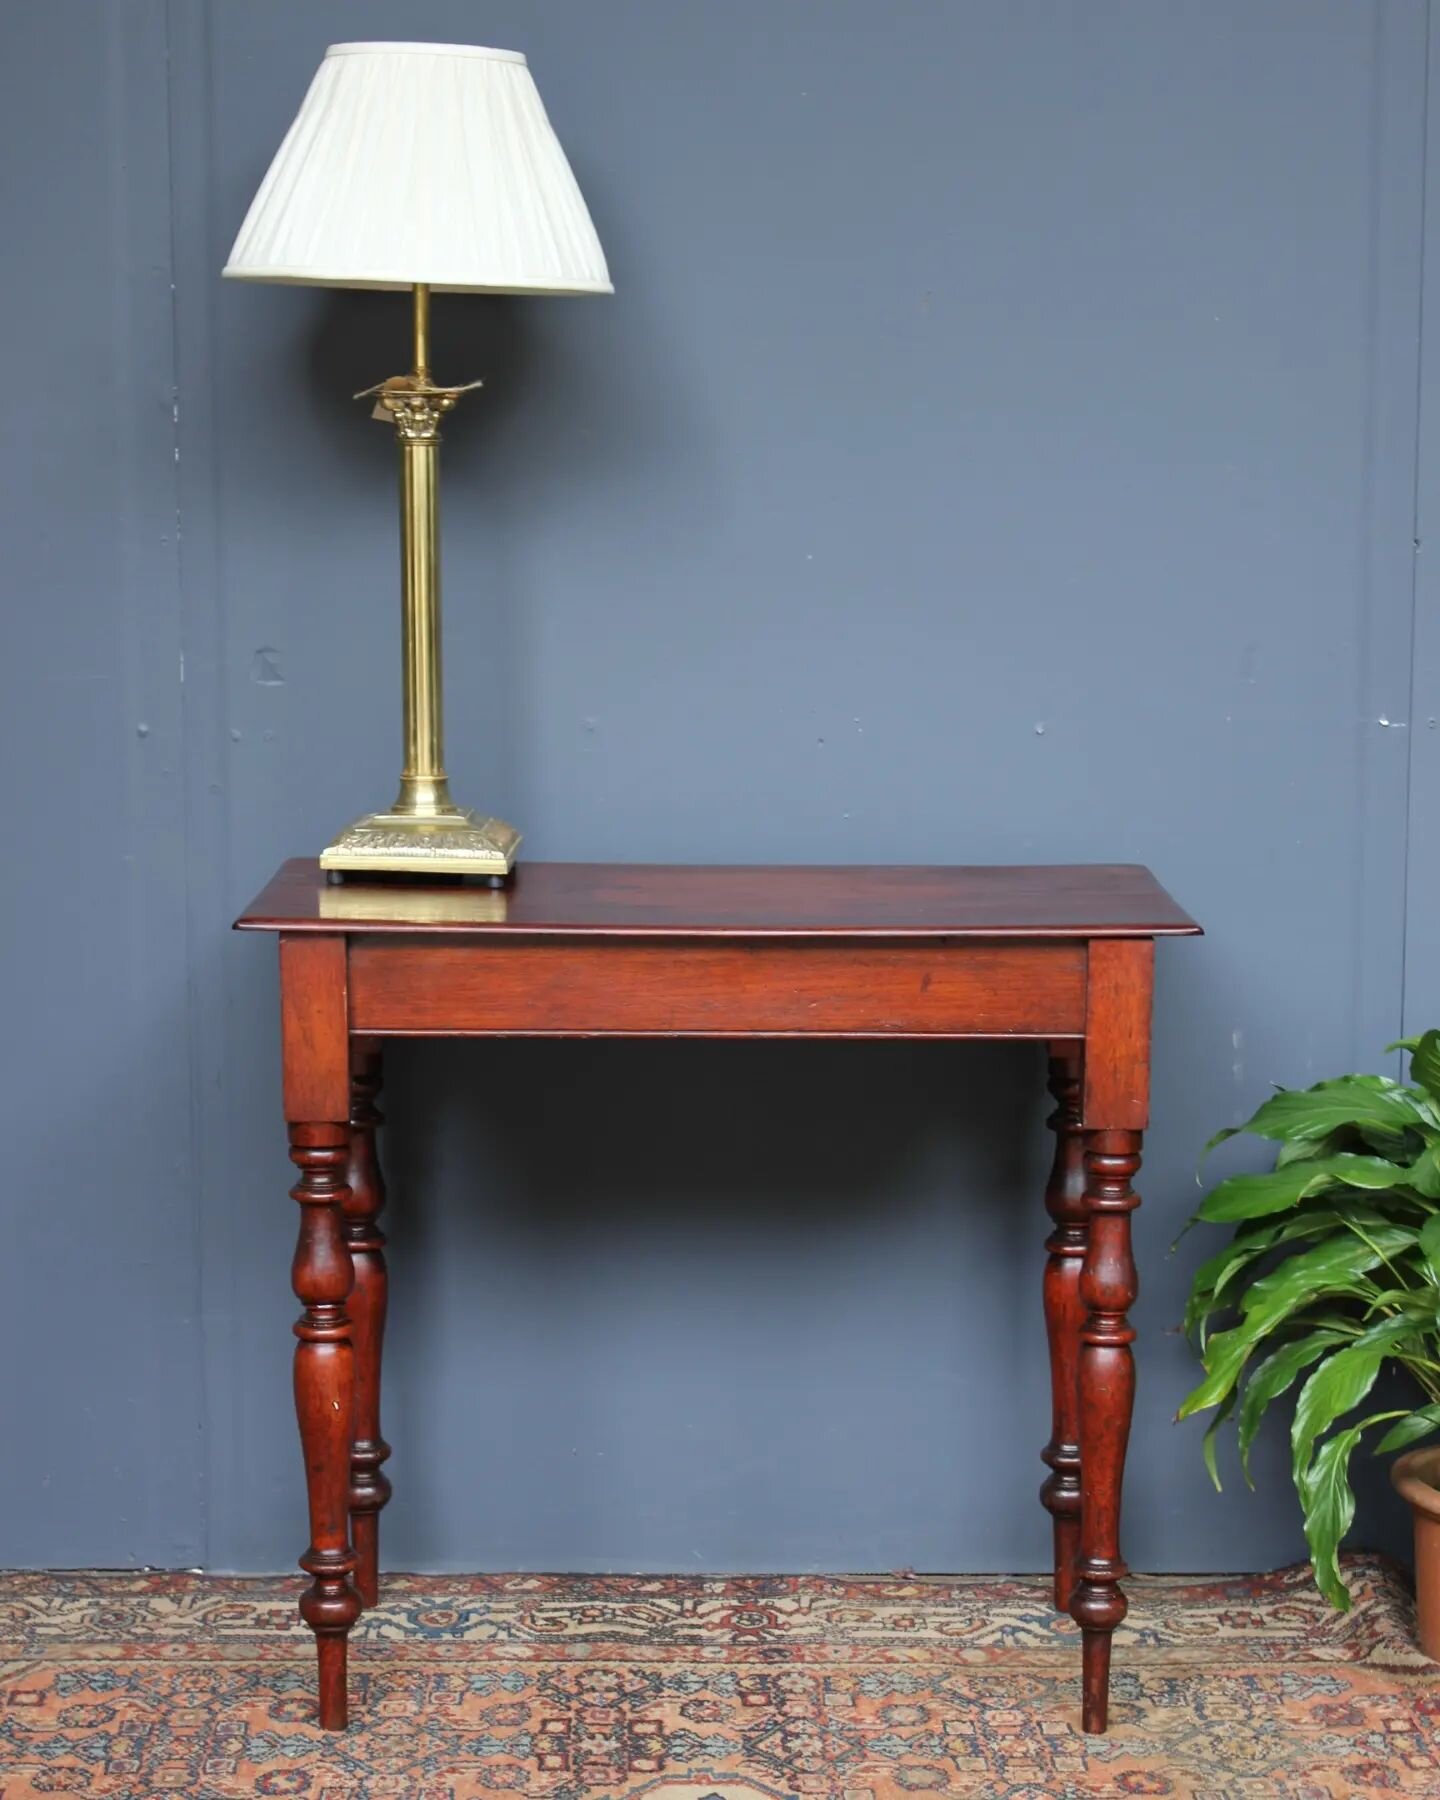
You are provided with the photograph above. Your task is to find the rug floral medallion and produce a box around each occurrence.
[0,1557,1434,1800]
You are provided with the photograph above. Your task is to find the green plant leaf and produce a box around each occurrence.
[1417,1212,1440,1284]
[1184,1231,1279,1340]
[1376,1403,1440,1454]
[1241,1079,1431,1145]
[1300,1422,1366,1610]
[1197,1156,1401,1224]
[1201,1389,1237,1491]
[1408,1145,1440,1199]
[1275,1130,1351,1168]
[1290,1314,1418,1486]
[1197,1167,1326,1224]
[1236,1329,1351,1484]
[1327,1155,1415,1188]
[1184,1205,1404,1348]
[1358,1127,1420,1159]
[1201,1124,1241,1158]
[1238,1223,1412,1319]
[1301,1408,1411,1608]
[1178,1227,1412,1418]
[1410,1031,1440,1101]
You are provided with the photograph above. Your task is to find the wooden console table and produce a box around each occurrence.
[236,859,1200,1734]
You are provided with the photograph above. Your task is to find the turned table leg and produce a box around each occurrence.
[1069,935,1152,1735]
[289,1122,363,1729]
[280,935,361,1730]
[1071,1127,1141,1734]
[1040,1045,1086,1612]
[346,1039,392,1609]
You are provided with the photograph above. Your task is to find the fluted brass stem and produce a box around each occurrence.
[391,283,456,819]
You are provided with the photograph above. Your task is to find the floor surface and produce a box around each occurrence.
[0,1558,1434,1798]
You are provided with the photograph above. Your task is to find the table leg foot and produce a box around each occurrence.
[346,1041,392,1610]
[290,1122,362,1730]
[1079,1627,1113,1734]
[1040,1045,1086,1613]
[314,1630,351,1731]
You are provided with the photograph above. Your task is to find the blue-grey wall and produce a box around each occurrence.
[4,0,1436,1575]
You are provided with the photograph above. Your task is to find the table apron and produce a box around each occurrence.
[347,936,1087,1037]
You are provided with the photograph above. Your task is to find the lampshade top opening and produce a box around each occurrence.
[326,42,528,63]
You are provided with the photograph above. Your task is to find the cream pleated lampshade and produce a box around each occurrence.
[223,42,611,295]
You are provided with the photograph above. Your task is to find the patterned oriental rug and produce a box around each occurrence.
[0,1559,1435,1800]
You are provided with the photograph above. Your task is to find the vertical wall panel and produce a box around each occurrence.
[1406,6,1440,1042]
[0,0,204,1565]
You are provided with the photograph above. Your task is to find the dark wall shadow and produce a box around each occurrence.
[378,1035,1049,1569]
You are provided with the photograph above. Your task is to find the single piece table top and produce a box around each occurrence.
[236,858,1201,941]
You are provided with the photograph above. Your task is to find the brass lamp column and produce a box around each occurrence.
[222,39,613,886]
[320,285,519,880]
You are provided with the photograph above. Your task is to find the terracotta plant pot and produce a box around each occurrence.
[1391,1445,1440,1659]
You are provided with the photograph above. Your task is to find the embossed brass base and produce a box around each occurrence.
[320,809,520,877]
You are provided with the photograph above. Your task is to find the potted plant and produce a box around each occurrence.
[1178,1029,1440,1649]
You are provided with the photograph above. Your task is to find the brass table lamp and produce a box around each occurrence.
[224,42,611,878]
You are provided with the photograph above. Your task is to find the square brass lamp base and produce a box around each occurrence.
[319,810,521,878]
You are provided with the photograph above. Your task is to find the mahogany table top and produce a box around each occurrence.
[236,858,1201,942]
